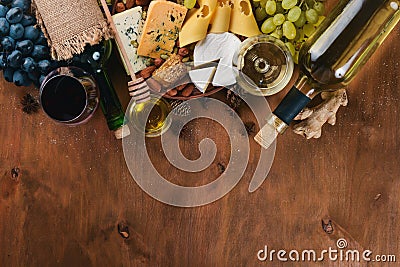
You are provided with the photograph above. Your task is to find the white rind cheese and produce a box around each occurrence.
[189,67,217,93]
[194,32,242,87]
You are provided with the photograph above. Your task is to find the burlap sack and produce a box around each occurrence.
[33,0,110,60]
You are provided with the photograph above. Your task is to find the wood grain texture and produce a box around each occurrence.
[1,2,399,266]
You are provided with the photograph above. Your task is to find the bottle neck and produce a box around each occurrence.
[269,75,317,135]
[295,74,319,99]
[255,75,318,148]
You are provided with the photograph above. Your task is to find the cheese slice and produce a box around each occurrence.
[188,67,217,93]
[229,0,261,37]
[179,0,217,47]
[194,33,241,87]
[209,0,232,33]
[137,1,187,58]
[112,7,148,75]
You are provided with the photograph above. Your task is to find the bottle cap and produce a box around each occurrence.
[114,124,131,139]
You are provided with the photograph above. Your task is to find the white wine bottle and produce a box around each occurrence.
[255,0,400,148]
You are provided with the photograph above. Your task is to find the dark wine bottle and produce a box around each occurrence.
[255,0,400,148]
[80,40,130,139]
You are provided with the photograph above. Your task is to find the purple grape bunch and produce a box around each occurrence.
[0,0,57,87]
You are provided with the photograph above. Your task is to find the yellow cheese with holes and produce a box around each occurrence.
[209,0,232,33]
[229,0,261,37]
[137,0,187,58]
[179,0,217,47]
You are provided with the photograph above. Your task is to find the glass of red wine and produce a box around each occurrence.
[40,66,99,125]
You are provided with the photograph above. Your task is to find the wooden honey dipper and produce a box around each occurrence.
[99,0,151,103]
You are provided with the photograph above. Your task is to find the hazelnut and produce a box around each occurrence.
[178,48,189,57]
[115,2,126,13]
[154,58,165,67]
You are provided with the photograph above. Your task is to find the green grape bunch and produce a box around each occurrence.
[252,0,326,64]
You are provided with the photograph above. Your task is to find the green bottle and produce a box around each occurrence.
[85,40,130,139]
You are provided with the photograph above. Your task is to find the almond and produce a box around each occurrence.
[139,66,156,79]
[181,84,195,97]
[167,89,178,96]
[175,83,188,91]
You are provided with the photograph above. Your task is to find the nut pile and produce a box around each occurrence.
[137,48,205,98]
[113,0,220,98]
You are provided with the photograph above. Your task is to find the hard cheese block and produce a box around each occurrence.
[137,0,187,58]
[209,0,231,33]
[112,7,147,75]
[229,0,261,37]
[179,0,217,47]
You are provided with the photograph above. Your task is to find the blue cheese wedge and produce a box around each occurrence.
[112,7,148,75]
[137,0,187,58]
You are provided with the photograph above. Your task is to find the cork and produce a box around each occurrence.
[254,114,287,149]
[254,123,278,150]
[114,124,131,139]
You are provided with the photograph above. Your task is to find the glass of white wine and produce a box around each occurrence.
[236,35,294,96]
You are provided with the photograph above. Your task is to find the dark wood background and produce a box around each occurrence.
[1,2,399,266]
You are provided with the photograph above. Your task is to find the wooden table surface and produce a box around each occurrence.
[1,3,400,266]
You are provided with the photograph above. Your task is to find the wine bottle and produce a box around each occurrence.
[79,40,130,139]
[255,0,400,148]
